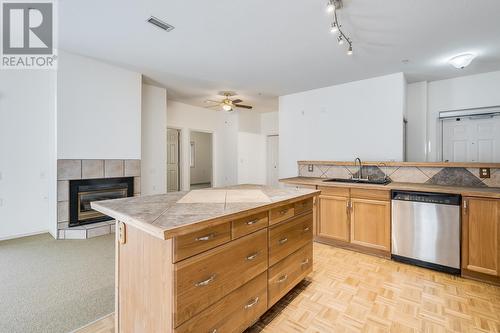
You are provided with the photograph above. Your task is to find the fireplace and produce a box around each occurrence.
[69,177,134,227]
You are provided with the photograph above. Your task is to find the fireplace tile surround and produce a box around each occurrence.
[57,159,141,240]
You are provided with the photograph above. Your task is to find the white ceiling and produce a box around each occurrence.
[59,0,500,112]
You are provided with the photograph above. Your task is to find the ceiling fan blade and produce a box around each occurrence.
[231,99,243,104]
[235,104,253,109]
[205,99,221,104]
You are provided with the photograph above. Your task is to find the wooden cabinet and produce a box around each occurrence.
[350,198,390,252]
[318,195,350,242]
[316,186,391,257]
[462,197,500,282]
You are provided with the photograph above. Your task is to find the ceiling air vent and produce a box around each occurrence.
[147,16,175,32]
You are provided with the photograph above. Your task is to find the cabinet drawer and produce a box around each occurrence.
[174,229,268,326]
[294,198,313,216]
[269,203,295,226]
[174,223,231,262]
[268,243,313,307]
[269,212,313,266]
[175,272,268,333]
[350,188,390,201]
[231,211,268,239]
[318,186,350,197]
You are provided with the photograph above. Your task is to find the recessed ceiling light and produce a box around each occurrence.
[448,53,476,69]
[147,16,175,32]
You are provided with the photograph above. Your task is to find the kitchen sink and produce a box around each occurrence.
[323,178,391,185]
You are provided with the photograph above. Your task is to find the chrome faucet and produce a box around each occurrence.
[353,157,368,181]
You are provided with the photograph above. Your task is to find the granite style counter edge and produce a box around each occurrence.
[92,187,320,240]
[280,177,500,199]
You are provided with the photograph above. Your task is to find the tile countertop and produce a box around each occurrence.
[91,184,320,240]
[281,177,500,199]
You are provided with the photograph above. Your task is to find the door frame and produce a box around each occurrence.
[266,134,279,187]
[188,128,215,190]
[167,127,182,192]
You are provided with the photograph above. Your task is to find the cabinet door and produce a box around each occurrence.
[318,195,350,242]
[350,198,390,251]
[462,197,500,276]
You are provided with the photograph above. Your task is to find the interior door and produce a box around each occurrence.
[167,128,180,192]
[267,135,279,187]
[442,115,500,162]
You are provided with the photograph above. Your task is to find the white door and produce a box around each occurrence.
[167,129,180,192]
[442,115,500,162]
[267,135,279,187]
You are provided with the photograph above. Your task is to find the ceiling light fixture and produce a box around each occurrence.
[326,0,335,13]
[448,53,476,69]
[222,104,233,111]
[326,0,353,56]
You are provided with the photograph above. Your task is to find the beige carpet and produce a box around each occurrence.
[0,233,115,333]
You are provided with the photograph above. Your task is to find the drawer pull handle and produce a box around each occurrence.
[277,274,288,283]
[278,237,288,245]
[303,226,310,232]
[246,252,259,261]
[195,274,216,287]
[279,209,288,215]
[246,219,259,225]
[209,329,217,333]
[195,233,216,242]
[244,296,260,309]
[301,259,310,266]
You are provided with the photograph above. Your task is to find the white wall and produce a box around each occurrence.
[237,132,266,185]
[141,84,167,195]
[190,131,213,185]
[0,71,57,240]
[261,111,279,136]
[57,51,142,159]
[406,82,428,162]
[167,100,239,190]
[279,73,406,178]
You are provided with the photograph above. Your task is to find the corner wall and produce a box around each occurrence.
[0,70,57,240]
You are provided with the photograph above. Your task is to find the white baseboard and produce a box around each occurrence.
[0,230,50,241]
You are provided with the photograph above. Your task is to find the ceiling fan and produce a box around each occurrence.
[204,92,253,112]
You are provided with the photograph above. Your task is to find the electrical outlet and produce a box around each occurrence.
[479,168,490,179]
[308,165,314,172]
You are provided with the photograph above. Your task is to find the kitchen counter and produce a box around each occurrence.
[92,184,319,240]
[281,177,500,199]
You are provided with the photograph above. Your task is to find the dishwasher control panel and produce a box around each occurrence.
[392,190,461,206]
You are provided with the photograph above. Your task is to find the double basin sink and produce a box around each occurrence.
[323,178,391,185]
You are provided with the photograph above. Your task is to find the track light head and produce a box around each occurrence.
[330,22,338,33]
[347,45,353,55]
[337,35,344,45]
[326,1,335,13]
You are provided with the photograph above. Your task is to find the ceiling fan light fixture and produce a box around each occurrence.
[222,104,233,111]
[448,53,476,69]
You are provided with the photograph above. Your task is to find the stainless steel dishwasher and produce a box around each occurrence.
[391,190,461,274]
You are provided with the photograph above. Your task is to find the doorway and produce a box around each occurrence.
[267,135,279,187]
[189,131,213,189]
[167,128,180,192]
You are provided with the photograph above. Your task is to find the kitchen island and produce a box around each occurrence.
[92,185,319,333]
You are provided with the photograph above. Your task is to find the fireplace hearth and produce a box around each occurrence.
[69,177,133,227]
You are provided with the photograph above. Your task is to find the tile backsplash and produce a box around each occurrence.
[298,164,500,188]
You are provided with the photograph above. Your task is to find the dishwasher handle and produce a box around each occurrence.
[391,190,461,206]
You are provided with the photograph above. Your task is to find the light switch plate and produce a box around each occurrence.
[479,168,490,178]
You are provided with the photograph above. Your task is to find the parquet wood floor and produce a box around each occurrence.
[77,243,500,333]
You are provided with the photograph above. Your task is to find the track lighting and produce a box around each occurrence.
[330,22,338,33]
[326,0,353,56]
[326,0,335,13]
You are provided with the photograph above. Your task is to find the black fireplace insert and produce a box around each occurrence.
[69,177,134,227]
